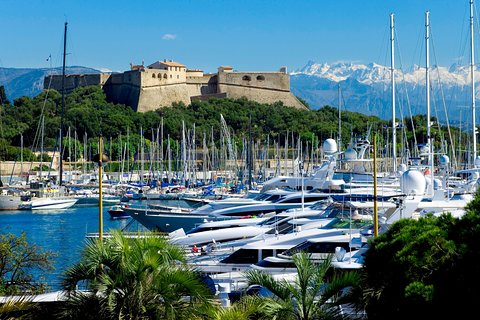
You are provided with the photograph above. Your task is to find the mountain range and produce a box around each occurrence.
[0,66,100,103]
[1,62,478,124]
[290,61,476,124]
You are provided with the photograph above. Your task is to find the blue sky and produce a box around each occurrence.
[0,0,475,73]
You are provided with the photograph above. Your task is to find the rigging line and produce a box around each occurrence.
[394,26,419,155]
[392,28,406,125]
[429,30,458,168]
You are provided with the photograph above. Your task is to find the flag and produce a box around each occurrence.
[46,54,51,61]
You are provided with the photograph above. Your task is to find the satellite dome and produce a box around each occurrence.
[400,169,426,195]
[344,147,357,160]
[323,139,338,154]
[439,155,449,166]
[433,178,442,190]
[397,163,408,174]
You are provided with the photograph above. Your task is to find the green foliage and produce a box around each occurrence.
[0,86,10,105]
[359,194,480,320]
[0,232,55,295]
[58,230,216,320]
[244,252,359,320]
[0,85,470,163]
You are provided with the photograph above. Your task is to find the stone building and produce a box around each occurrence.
[44,60,307,112]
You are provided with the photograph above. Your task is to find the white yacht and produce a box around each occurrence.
[186,210,375,274]
[18,182,78,210]
[170,201,333,247]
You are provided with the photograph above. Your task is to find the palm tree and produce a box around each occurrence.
[211,295,266,320]
[244,252,360,320]
[58,230,217,320]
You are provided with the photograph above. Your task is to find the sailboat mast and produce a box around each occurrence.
[337,84,341,152]
[426,11,434,195]
[471,0,477,164]
[59,21,67,186]
[390,13,397,173]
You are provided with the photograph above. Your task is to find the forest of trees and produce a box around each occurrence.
[0,85,471,169]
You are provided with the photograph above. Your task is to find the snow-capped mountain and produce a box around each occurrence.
[290,61,477,122]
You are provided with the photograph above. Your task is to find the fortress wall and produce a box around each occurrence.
[186,74,217,97]
[217,72,290,92]
[107,73,125,84]
[44,74,106,93]
[103,72,141,110]
[103,82,140,110]
[186,70,204,77]
[136,83,191,112]
[221,85,307,110]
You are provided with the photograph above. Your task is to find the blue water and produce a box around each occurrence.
[0,205,133,291]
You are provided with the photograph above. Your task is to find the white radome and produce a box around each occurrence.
[323,138,338,154]
[400,169,426,195]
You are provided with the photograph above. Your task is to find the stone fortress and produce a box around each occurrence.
[44,60,307,112]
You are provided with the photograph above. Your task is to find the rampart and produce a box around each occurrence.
[44,60,307,112]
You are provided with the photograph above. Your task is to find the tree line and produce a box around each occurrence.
[0,85,471,168]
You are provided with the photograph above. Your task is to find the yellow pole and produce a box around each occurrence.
[99,136,103,241]
[373,133,378,237]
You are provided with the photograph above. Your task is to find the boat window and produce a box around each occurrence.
[265,222,295,235]
[328,218,373,229]
[280,195,328,204]
[258,215,284,226]
[283,241,351,256]
[270,195,287,203]
[221,249,258,264]
[261,249,274,259]
[255,193,274,201]
[186,225,243,234]
[256,259,294,269]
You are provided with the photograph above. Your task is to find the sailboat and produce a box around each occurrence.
[20,22,78,210]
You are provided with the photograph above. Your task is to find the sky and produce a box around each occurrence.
[0,0,476,74]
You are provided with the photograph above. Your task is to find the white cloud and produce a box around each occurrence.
[162,34,177,40]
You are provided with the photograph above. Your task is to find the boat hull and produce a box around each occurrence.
[123,207,233,233]
[25,198,78,210]
[0,195,31,211]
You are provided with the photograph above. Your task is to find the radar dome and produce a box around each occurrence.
[323,139,338,154]
[400,169,426,195]
[439,155,449,167]
[344,148,357,160]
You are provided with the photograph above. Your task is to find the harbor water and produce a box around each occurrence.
[0,205,141,291]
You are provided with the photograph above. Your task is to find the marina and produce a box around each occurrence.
[2,1,480,318]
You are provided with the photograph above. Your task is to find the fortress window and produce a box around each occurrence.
[177,75,179,79]
[170,74,172,78]
[158,73,161,78]
[163,74,168,79]
[256,75,265,81]
[242,75,252,81]
[152,74,156,78]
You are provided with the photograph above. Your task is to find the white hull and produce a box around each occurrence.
[0,195,31,211]
[28,197,78,210]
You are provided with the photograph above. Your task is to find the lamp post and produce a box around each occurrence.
[94,136,109,240]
